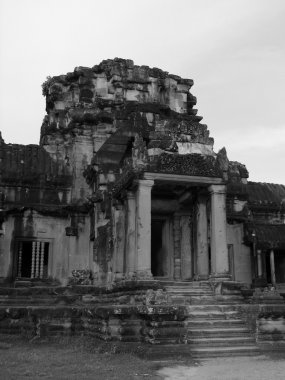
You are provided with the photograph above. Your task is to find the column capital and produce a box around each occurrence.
[208,184,226,195]
[126,191,136,200]
[135,179,154,188]
[197,193,208,203]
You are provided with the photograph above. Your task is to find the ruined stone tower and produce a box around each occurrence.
[0,58,284,289]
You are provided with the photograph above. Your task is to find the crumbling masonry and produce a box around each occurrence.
[0,58,285,357]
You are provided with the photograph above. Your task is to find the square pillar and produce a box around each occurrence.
[136,179,154,279]
[208,184,230,280]
[125,191,136,278]
[173,215,181,280]
[113,205,125,281]
[196,195,209,279]
[180,215,192,280]
[270,249,276,286]
[257,249,263,278]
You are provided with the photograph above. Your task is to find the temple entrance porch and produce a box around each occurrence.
[121,172,230,282]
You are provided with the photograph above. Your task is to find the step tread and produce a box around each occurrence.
[186,308,239,313]
[186,318,244,324]
[187,311,239,316]
[189,327,250,333]
[188,336,254,343]
[190,345,259,352]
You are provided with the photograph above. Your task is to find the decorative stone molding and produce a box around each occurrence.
[152,153,222,178]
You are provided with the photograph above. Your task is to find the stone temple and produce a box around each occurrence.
[0,58,284,358]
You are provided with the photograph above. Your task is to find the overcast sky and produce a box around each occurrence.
[0,0,284,184]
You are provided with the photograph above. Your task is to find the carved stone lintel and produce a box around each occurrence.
[154,153,222,178]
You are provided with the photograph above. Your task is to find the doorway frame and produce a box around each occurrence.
[151,214,173,279]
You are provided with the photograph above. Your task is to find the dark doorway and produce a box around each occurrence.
[17,241,49,279]
[265,252,271,284]
[275,250,285,283]
[20,242,32,278]
[228,244,235,281]
[151,220,165,277]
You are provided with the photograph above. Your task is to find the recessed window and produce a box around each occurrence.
[17,241,49,279]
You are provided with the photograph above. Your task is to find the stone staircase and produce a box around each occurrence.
[0,281,265,359]
[165,281,260,358]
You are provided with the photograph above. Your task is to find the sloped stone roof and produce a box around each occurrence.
[248,182,285,211]
[247,223,285,249]
[0,142,72,188]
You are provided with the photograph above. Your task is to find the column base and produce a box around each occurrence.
[209,273,231,294]
[113,273,126,282]
[135,269,153,280]
[252,278,267,288]
[209,273,231,281]
[125,271,136,281]
[195,274,209,281]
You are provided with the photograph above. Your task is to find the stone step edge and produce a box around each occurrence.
[188,337,255,343]
[190,345,259,353]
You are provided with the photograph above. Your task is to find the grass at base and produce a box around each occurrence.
[0,334,164,380]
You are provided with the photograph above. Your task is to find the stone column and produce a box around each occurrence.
[125,191,136,278]
[270,249,276,286]
[114,206,125,281]
[136,180,154,279]
[208,184,229,279]
[180,215,192,280]
[257,249,263,278]
[196,195,209,279]
[173,215,181,280]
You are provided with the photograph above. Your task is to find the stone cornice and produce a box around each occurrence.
[143,172,224,185]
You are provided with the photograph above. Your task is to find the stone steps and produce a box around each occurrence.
[186,310,240,319]
[188,336,255,346]
[190,345,260,358]
[161,281,210,287]
[186,317,259,358]
[185,304,239,312]
[185,318,245,328]
[169,296,245,305]
[189,327,251,338]
[163,282,260,359]
[0,281,263,360]
[169,292,214,297]
[190,295,245,305]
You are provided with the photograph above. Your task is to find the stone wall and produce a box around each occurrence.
[0,284,186,345]
[227,223,252,283]
[238,303,285,350]
[0,210,91,283]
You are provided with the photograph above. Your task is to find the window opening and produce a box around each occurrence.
[17,241,49,279]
